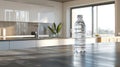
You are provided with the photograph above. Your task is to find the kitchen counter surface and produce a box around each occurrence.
[0,37,72,41]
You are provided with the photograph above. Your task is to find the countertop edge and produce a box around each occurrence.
[0,37,73,41]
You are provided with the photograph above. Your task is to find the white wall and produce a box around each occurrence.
[63,0,114,37]
[0,0,62,23]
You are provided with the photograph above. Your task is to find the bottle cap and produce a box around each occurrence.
[77,15,83,18]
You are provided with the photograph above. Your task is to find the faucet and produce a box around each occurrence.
[35,32,39,38]
[31,31,39,38]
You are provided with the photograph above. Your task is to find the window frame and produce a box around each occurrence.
[70,1,115,37]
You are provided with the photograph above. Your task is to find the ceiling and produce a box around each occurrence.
[50,0,74,3]
[2,0,74,4]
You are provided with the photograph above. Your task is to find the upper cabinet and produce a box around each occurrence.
[0,8,55,23]
[0,0,62,23]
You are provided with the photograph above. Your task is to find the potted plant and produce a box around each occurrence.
[48,22,62,37]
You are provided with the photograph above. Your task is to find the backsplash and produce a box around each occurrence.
[0,21,51,36]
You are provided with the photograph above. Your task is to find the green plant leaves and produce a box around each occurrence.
[57,23,62,33]
[48,22,62,34]
[53,23,56,31]
[48,26,56,34]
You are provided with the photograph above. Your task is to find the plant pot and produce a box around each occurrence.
[50,33,59,38]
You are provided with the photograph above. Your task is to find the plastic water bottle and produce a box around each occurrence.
[73,15,86,53]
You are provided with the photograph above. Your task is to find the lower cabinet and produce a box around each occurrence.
[9,40,36,49]
[0,41,9,50]
[0,38,74,50]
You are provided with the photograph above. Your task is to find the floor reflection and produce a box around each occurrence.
[74,38,86,53]
[73,42,116,67]
[0,42,118,67]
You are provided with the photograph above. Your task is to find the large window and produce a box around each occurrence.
[72,7,92,37]
[71,2,115,37]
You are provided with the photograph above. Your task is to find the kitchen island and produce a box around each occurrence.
[0,37,75,50]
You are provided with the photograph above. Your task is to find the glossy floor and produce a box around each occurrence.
[0,42,119,67]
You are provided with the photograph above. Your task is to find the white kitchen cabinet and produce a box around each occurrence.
[0,41,9,50]
[9,40,36,49]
